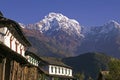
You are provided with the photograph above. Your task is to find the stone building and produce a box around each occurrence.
[0,12,41,80]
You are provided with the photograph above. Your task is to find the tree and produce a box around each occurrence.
[107,59,120,80]
[74,73,85,80]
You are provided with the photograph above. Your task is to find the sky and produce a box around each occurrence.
[0,0,120,27]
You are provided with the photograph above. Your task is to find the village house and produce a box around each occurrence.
[39,57,73,80]
[25,51,73,80]
[0,11,42,80]
[0,13,31,57]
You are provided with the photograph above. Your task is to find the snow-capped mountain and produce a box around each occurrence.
[22,12,84,57]
[22,12,120,58]
[77,20,120,58]
[25,12,83,38]
[91,20,120,34]
[19,23,26,28]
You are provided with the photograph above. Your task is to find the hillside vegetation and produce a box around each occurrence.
[62,52,112,80]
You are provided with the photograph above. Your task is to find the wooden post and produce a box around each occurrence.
[10,60,14,80]
[2,58,6,80]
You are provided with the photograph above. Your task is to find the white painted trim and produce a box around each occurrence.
[49,65,72,77]
[27,55,39,67]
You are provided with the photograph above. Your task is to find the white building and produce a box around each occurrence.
[0,14,31,57]
[49,65,72,77]
[40,57,73,80]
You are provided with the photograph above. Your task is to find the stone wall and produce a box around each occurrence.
[10,60,41,80]
[0,57,42,80]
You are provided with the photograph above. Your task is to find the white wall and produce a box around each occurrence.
[0,27,26,57]
[49,65,72,77]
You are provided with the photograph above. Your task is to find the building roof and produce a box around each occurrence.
[25,51,41,61]
[40,57,72,69]
[0,13,31,47]
[0,11,3,17]
[25,51,72,68]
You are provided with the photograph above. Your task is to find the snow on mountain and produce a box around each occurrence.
[20,11,120,58]
[84,20,120,35]
[105,20,120,29]
[25,12,83,38]
[99,20,120,33]
[19,23,26,28]
[77,20,120,58]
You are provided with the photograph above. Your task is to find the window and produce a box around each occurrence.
[15,42,19,53]
[32,59,34,64]
[55,67,57,73]
[36,60,38,66]
[20,45,22,55]
[10,36,13,49]
[28,56,30,62]
[51,66,53,73]
[5,30,9,36]
[34,59,35,65]
[58,67,60,73]
[29,57,31,62]
[34,59,36,65]
[65,68,67,74]
[36,61,38,66]
[69,69,70,75]
[62,68,64,74]
[33,58,35,64]
[30,57,32,63]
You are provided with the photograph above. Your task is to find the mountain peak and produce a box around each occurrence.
[105,20,120,27]
[87,20,120,34]
[45,12,68,21]
[109,20,117,23]
[25,12,83,38]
